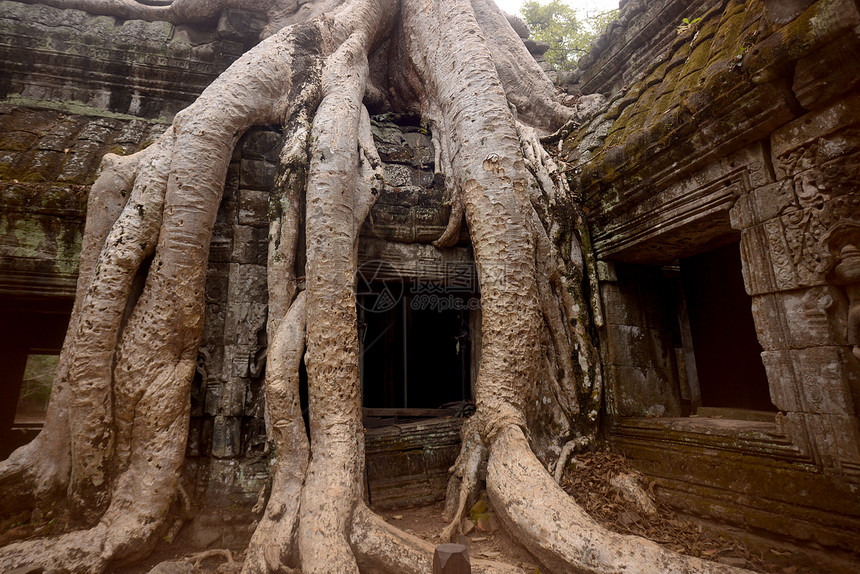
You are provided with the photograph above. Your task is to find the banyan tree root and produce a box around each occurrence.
[0,150,142,520]
[487,425,748,574]
[1,1,753,573]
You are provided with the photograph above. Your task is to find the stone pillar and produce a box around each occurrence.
[729,95,860,472]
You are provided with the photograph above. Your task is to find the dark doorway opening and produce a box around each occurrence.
[680,242,775,412]
[358,281,475,413]
[0,298,72,458]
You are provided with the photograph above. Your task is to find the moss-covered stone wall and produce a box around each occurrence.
[566,0,860,557]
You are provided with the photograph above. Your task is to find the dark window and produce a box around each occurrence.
[15,353,58,424]
[680,243,775,412]
[359,281,474,410]
[0,300,71,458]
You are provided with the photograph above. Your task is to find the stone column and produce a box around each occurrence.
[730,95,860,473]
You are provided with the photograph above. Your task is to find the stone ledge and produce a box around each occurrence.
[365,417,463,509]
[609,415,860,552]
[610,416,804,460]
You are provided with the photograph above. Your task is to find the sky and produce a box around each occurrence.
[494,0,620,18]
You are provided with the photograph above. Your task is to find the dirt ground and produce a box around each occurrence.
[13,450,854,573]
[124,498,540,573]
[126,449,831,574]
[125,492,817,574]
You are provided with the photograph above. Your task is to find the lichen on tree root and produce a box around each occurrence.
[1,1,752,573]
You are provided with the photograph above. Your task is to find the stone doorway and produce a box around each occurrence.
[679,242,775,415]
[358,280,475,414]
[0,299,71,458]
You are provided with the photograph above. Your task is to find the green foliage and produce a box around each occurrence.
[520,1,619,71]
[676,16,702,34]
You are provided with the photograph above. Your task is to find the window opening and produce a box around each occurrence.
[679,242,775,414]
[14,352,58,425]
[358,280,476,425]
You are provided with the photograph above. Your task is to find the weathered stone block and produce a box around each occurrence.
[377,143,413,164]
[196,345,223,392]
[239,158,276,191]
[793,33,860,111]
[606,324,672,370]
[412,205,446,227]
[224,263,267,343]
[113,119,149,146]
[751,181,795,224]
[36,122,77,152]
[203,274,229,346]
[596,260,617,282]
[779,286,848,348]
[609,364,680,418]
[591,144,771,263]
[365,204,412,241]
[416,169,436,188]
[749,294,787,351]
[791,347,854,415]
[376,185,420,208]
[222,162,240,201]
[729,192,755,230]
[239,128,282,161]
[230,224,267,266]
[229,350,250,380]
[26,150,64,179]
[57,141,101,183]
[220,377,248,418]
[186,417,204,457]
[238,189,268,227]
[366,449,428,483]
[775,411,811,455]
[745,0,860,84]
[779,210,827,287]
[600,279,645,327]
[382,163,414,187]
[208,235,232,264]
[771,93,860,179]
[759,351,799,411]
[423,444,462,474]
[204,382,222,417]
[205,274,229,305]
[77,118,119,143]
[401,131,434,166]
[217,9,254,42]
[205,260,230,279]
[202,298,226,346]
[215,198,238,228]
[758,219,800,292]
[212,415,242,458]
[172,24,220,47]
[244,381,265,418]
[804,412,860,466]
[0,130,38,153]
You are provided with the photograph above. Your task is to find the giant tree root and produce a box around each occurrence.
[351,504,523,574]
[0,151,140,519]
[486,425,750,574]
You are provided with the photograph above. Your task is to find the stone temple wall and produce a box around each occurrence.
[0,0,274,546]
[0,1,467,547]
[565,0,860,562]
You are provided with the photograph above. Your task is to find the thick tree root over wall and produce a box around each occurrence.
[0,0,751,573]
